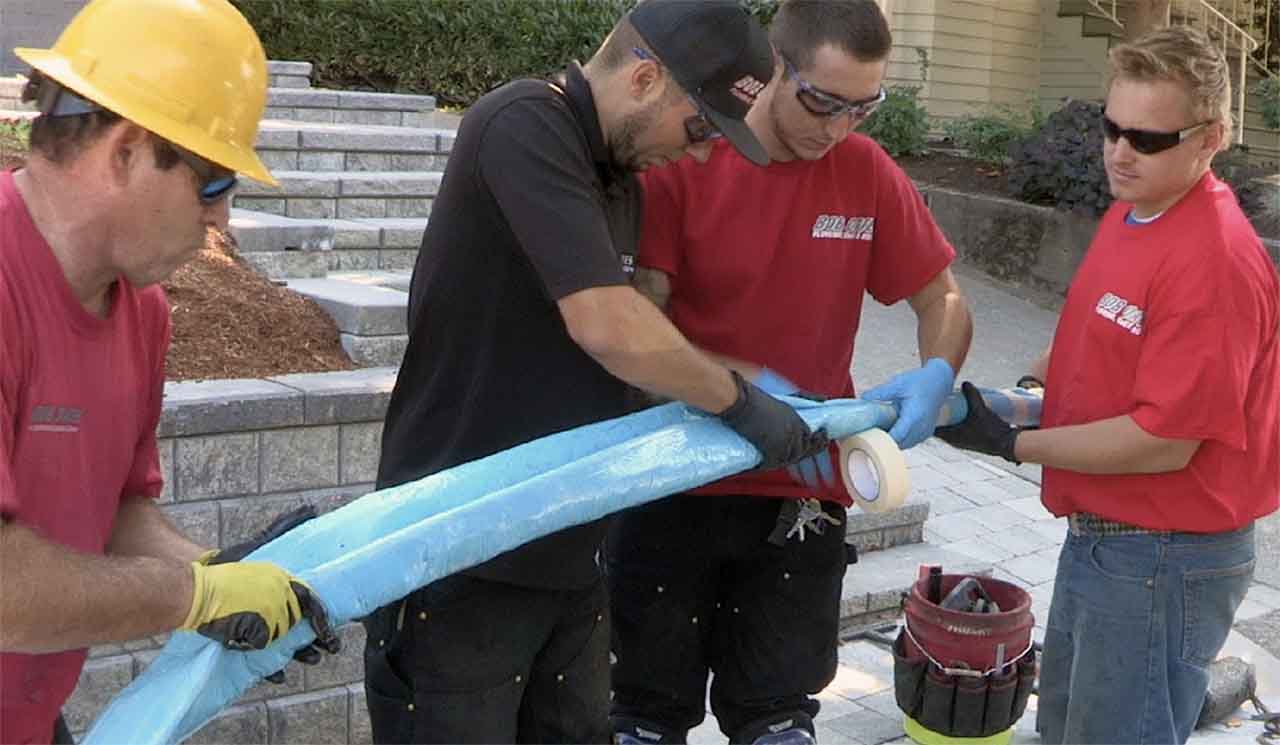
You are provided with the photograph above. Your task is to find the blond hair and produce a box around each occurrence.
[1106,26,1233,138]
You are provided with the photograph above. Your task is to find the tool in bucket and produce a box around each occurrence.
[893,565,1037,744]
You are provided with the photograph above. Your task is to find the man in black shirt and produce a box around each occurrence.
[364,1,828,742]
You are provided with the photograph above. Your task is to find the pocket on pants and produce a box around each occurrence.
[365,646,416,744]
[1086,537,1158,584]
[1182,557,1255,668]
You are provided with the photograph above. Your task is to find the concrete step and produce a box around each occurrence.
[227,209,336,280]
[268,60,312,90]
[234,170,441,221]
[265,88,444,129]
[839,541,994,633]
[285,278,408,368]
[323,217,428,273]
[0,76,31,111]
[255,121,455,173]
[328,271,413,294]
[847,501,930,555]
[65,623,369,743]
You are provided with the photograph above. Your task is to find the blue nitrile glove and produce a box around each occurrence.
[754,368,840,491]
[861,358,955,449]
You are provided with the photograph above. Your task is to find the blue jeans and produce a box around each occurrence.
[1037,522,1256,744]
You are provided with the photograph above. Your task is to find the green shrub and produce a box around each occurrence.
[942,97,1044,165]
[0,118,30,160]
[234,0,784,109]
[860,86,930,157]
[1007,99,1113,216]
[1253,77,1280,130]
[233,0,637,108]
[1213,145,1280,238]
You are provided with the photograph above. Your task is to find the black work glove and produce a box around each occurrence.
[934,382,1023,464]
[200,505,339,681]
[718,371,830,471]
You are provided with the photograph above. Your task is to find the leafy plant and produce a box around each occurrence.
[233,0,638,108]
[1007,99,1113,216]
[0,118,30,164]
[1252,77,1280,130]
[942,96,1045,165]
[860,47,930,158]
[1213,145,1279,238]
[860,85,930,157]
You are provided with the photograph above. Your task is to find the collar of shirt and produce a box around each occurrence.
[554,61,625,186]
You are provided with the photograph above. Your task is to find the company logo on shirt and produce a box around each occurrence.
[1095,292,1144,336]
[28,404,82,433]
[812,214,874,241]
[620,252,635,275]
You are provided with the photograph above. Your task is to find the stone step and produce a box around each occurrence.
[285,278,409,368]
[255,121,455,173]
[322,217,428,273]
[267,60,312,90]
[846,501,930,554]
[328,271,413,294]
[265,88,445,129]
[234,170,441,221]
[66,622,369,743]
[839,541,994,633]
[227,209,336,280]
[0,76,32,111]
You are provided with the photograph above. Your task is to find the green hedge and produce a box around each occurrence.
[232,0,635,107]
[234,0,781,108]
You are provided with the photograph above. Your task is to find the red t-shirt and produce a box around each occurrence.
[639,135,956,503]
[0,171,169,744]
[1041,173,1280,532]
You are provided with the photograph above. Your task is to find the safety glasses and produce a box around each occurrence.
[1100,112,1212,156]
[632,47,724,145]
[169,143,239,204]
[782,55,885,119]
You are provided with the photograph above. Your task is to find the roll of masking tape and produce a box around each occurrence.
[839,428,909,513]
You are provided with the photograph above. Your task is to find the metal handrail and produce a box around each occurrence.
[1085,0,1125,28]
[1173,0,1265,142]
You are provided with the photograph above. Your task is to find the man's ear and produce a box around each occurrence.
[628,57,663,102]
[104,122,152,182]
[1201,119,1228,159]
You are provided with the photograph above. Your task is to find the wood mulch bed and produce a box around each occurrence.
[897,151,1012,199]
[165,230,354,381]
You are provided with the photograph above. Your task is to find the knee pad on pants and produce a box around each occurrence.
[611,715,685,745]
[732,712,816,745]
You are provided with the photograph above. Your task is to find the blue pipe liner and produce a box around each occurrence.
[84,388,1040,744]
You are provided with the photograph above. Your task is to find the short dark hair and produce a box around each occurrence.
[770,0,892,70]
[589,16,650,72]
[21,73,179,168]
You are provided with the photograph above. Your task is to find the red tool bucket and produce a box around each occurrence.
[902,566,1034,674]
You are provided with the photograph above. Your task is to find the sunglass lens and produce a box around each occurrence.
[1101,116,1177,155]
[201,175,238,203]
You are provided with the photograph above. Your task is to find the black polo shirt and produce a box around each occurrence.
[377,63,642,589]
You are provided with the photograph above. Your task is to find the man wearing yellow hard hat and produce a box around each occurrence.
[0,1,337,742]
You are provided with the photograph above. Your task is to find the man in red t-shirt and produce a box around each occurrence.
[938,27,1278,745]
[0,2,339,742]
[608,3,973,743]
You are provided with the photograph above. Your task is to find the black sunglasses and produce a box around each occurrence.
[781,54,885,119]
[631,47,724,145]
[1100,112,1212,155]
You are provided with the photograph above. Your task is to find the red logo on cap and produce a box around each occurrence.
[731,75,765,104]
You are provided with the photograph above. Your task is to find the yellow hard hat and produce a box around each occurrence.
[15,0,277,186]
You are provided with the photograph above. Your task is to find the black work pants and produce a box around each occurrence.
[606,494,850,742]
[362,574,611,744]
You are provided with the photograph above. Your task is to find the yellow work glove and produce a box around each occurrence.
[180,561,337,653]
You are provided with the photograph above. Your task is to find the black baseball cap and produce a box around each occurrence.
[629,0,774,165]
